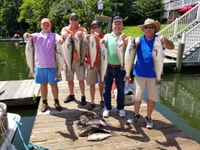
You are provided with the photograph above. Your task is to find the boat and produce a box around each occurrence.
[0,102,21,150]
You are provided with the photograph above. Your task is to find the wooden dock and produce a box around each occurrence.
[10,79,197,150]
[0,80,40,106]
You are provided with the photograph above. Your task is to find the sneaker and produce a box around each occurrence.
[145,117,153,129]
[127,114,140,124]
[103,109,110,118]
[54,102,62,111]
[100,101,104,108]
[40,103,48,112]
[87,103,96,110]
[118,109,126,118]
[126,91,133,95]
[80,96,86,106]
[64,95,75,103]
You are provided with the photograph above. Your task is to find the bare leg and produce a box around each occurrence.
[40,83,48,100]
[99,84,104,101]
[79,80,85,96]
[147,99,155,117]
[134,100,142,115]
[68,80,74,95]
[50,83,58,99]
[90,85,95,104]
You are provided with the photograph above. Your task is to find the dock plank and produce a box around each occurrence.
[28,79,200,150]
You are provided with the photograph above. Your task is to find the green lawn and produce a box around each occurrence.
[122,24,168,37]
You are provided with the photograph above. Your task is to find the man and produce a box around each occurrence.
[61,13,87,106]
[23,18,63,112]
[86,19,104,110]
[127,18,174,129]
[100,16,127,118]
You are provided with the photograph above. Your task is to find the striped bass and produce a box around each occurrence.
[124,37,136,80]
[87,132,112,141]
[88,34,97,69]
[153,36,163,85]
[80,35,87,66]
[62,34,74,75]
[55,44,64,80]
[25,40,34,77]
[74,32,81,60]
[98,44,107,85]
[116,36,124,69]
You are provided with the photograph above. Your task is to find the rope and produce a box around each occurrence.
[14,118,49,150]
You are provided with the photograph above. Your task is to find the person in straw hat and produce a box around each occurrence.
[127,18,174,129]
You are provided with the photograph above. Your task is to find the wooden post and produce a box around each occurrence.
[175,31,186,72]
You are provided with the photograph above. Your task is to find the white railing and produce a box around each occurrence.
[164,0,200,10]
[183,23,200,60]
[158,3,200,40]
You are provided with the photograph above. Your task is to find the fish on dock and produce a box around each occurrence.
[98,44,107,85]
[79,115,109,127]
[25,39,34,77]
[62,34,74,75]
[79,125,111,137]
[116,36,124,69]
[55,44,64,80]
[124,37,137,80]
[153,36,164,85]
[87,132,112,141]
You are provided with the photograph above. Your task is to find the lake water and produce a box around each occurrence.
[0,42,200,150]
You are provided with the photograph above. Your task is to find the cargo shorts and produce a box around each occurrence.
[64,60,86,81]
[133,76,160,102]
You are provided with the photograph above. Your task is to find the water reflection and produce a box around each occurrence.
[0,42,30,81]
[159,73,200,143]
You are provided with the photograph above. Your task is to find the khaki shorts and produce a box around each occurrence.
[64,60,86,81]
[86,64,100,85]
[133,76,160,102]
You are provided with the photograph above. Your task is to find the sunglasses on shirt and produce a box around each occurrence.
[144,26,154,29]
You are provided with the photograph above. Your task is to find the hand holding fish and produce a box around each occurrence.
[160,35,174,50]
[100,39,106,45]
[55,33,63,45]
[23,32,32,40]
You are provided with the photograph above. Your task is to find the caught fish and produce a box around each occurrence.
[62,34,74,75]
[124,37,137,80]
[25,39,34,77]
[55,44,64,80]
[153,36,164,85]
[74,32,81,60]
[88,34,97,69]
[80,35,87,66]
[87,132,112,141]
[79,125,111,137]
[98,44,107,85]
[116,36,124,69]
[79,115,109,127]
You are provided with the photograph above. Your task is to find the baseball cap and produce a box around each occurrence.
[90,20,100,27]
[41,18,51,25]
[113,16,123,23]
[70,13,78,20]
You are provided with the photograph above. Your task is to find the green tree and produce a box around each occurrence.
[134,0,163,24]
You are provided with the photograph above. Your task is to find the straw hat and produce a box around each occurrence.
[139,18,160,32]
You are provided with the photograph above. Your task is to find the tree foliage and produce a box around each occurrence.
[134,0,163,23]
[0,0,164,37]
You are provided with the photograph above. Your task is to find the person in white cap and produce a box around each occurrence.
[127,18,174,129]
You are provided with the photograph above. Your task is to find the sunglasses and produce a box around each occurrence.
[70,18,78,21]
[144,26,154,29]
[91,26,99,29]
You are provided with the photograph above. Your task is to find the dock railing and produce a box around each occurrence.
[158,2,200,40]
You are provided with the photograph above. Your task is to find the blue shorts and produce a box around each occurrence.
[34,66,61,84]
